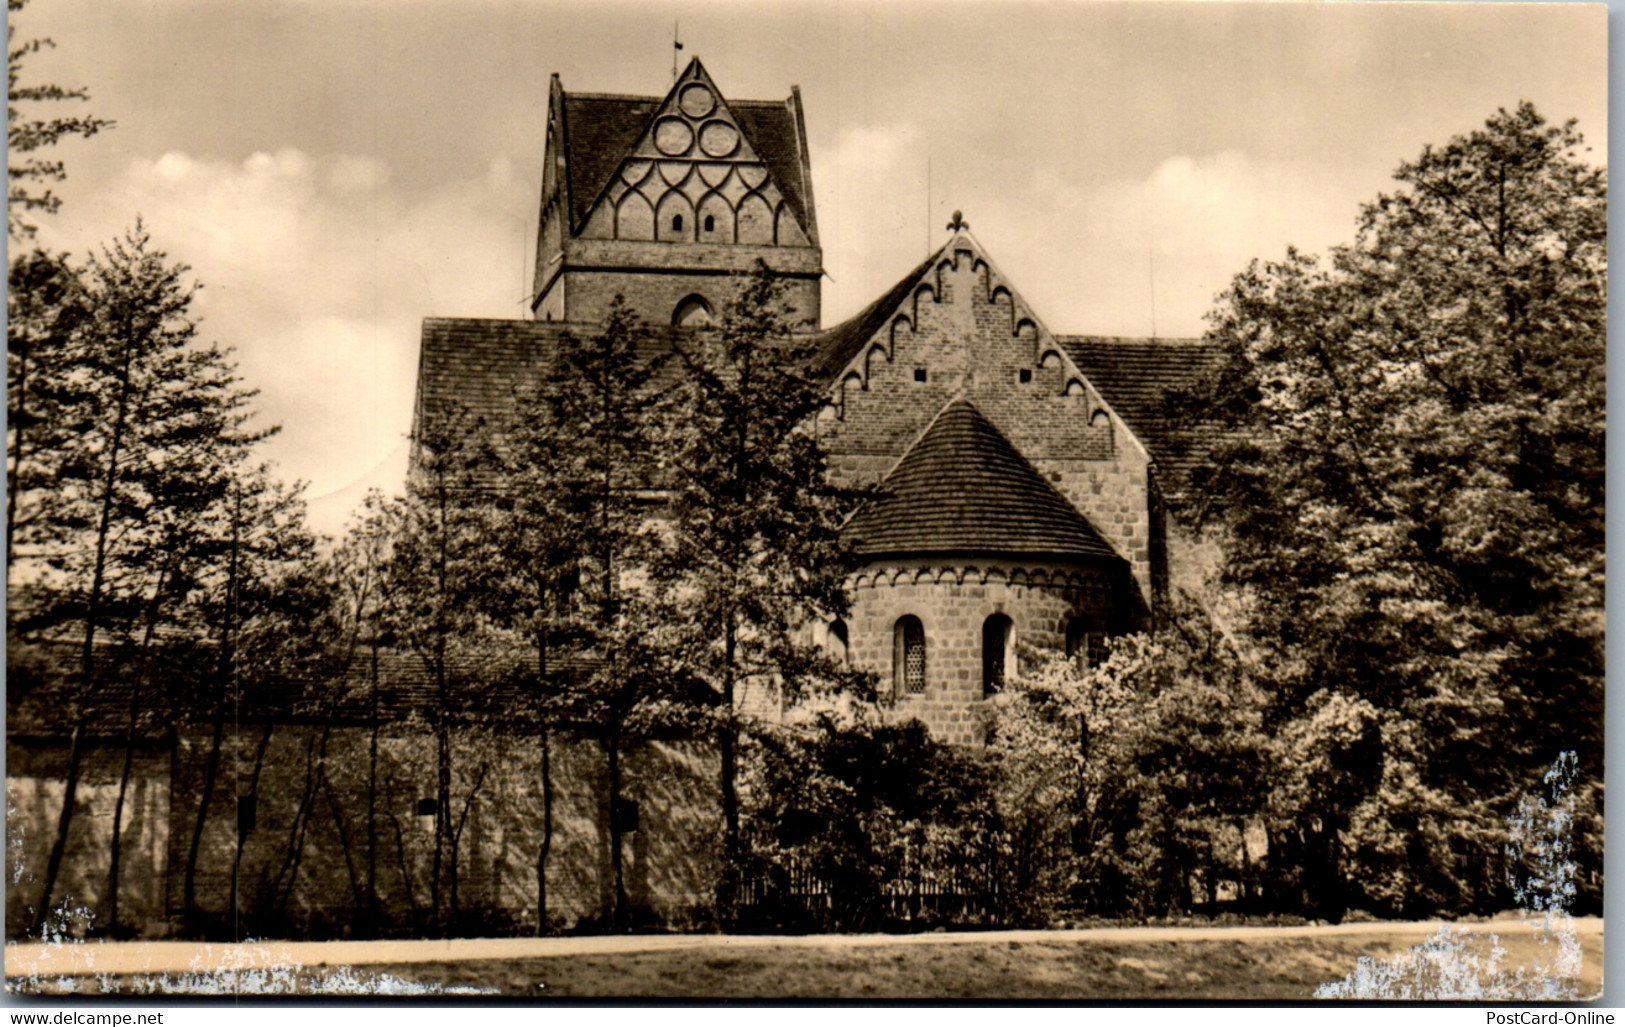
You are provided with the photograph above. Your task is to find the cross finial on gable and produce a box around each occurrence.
[946,210,968,233]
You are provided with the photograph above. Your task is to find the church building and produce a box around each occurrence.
[415,58,1218,744]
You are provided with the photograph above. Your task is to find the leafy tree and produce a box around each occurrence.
[1178,103,1605,917]
[20,225,273,936]
[739,715,994,933]
[8,0,113,240]
[495,297,695,930]
[655,265,872,908]
[989,609,1269,922]
[371,407,506,936]
[178,469,319,929]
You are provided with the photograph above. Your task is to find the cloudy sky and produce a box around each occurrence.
[12,0,1607,537]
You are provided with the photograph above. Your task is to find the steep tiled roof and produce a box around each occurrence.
[842,398,1120,562]
[813,251,939,379]
[414,318,683,436]
[560,93,814,240]
[1060,336,1227,498]
[562,93,660,232]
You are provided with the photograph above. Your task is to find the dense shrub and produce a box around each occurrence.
[734,715,996,933]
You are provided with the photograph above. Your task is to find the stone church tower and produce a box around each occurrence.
[414,58,1218,744]
[530,59,822,328]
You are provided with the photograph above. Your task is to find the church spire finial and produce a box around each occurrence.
[946,210,968,234]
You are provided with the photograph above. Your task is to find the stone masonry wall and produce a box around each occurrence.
[842,557,1119,745]
[8,729,719,939]
[553,268,821,331]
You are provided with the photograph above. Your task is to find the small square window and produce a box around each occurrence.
[913,368,927,383]
[1019,369,1032,384]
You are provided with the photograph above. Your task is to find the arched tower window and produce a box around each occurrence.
[673,294,713,327]
[894,616,925,697]
[982,613,1013,697]
[826,619,849,664]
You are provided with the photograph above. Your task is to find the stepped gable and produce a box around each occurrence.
[843,398,1121,562]
[813,251,939,379]
[561,59,815,240]
[1059,336,1227,497]
[414,318,682,435]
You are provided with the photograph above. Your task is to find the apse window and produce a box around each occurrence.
[894,615,926,696]
[913,368,927,383]
[982,613,1012,697]
[826,619,850,664]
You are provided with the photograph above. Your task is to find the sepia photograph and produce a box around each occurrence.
[4,0,1607,1004]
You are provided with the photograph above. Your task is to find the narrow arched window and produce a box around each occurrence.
[826,619,849,664]
[672,214,684,233]
[982,613,1012,697]
[894,616,925,696]
[673,294,713,327]
[704,214,716,233]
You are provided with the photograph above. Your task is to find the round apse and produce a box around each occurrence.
[654,117,694,156]
[678,82,716,119]
[698,120,740,158]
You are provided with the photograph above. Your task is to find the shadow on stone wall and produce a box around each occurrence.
[7,724,721,941]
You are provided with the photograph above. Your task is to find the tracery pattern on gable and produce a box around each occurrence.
[580,76,810,247]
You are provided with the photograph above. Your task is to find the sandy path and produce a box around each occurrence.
[5,915,1600,979]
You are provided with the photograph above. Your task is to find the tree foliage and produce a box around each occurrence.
[655,265,873,879]
[5,225,297,935]
[7,0,113,240]
[495,297,697,929]
[1178,103,1605,917]
[989,611,1270,922]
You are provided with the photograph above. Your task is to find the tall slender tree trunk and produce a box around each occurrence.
[430,482,449,937]
[721,616,739,851]
[365,639,380,934]
[35,333,136,937]
[535,725,553,936]
[533,595,553,936]
[108,564,171,934]
[607,724,628,931]
[228,722,273,937]
[183,488,240,925]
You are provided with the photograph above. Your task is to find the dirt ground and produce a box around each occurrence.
[9,918,1603,1000]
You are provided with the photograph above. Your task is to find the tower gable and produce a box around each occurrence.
[574,59,816,248]
[532,58,822,326]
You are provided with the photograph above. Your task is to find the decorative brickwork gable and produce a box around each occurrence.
[812,230,1163,609]
[532,59,821,328]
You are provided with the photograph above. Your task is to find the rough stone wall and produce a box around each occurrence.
[841,557,1118,745]
[817,245,1157,613]
[6,741,170,938]
[8,729,719,939]
[554,267,820,330]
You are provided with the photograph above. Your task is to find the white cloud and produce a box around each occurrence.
[812,123,932,323]
[39,147,531,537]
[981,150,1372,339]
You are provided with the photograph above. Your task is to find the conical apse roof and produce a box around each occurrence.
[842,398,1121,562]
